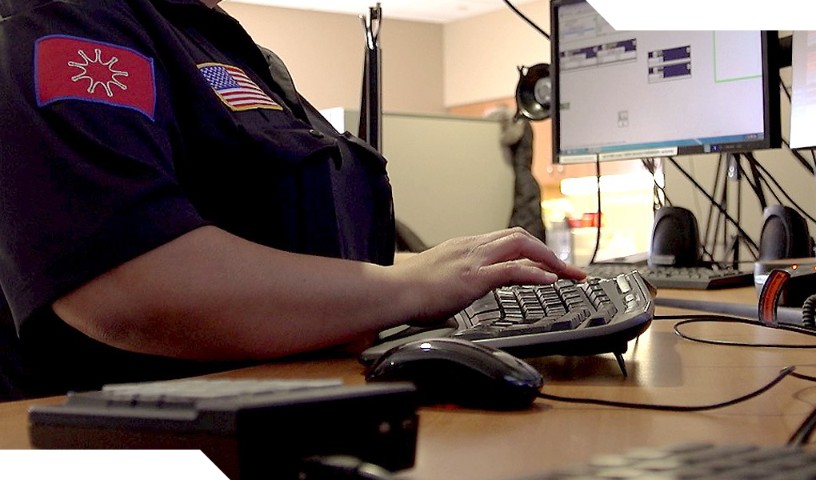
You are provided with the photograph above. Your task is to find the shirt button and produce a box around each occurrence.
[308,129,324,138]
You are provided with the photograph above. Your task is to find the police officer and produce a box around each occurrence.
[0,0,584,399]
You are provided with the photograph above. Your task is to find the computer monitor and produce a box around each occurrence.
[789,31,816,150]
[550,0,781,165]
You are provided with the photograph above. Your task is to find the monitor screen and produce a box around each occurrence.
[789,31,816,150]
[550,0,781,164]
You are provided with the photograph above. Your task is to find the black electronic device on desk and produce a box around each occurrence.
[28,378,418,480]
[360,271,655,377]
[584,206,753,290]
[583,262,754,290]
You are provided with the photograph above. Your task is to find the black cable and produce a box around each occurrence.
[502,0,550,40]
[744,155,795,207]
[664,156,759,251]
[784,138,816,175]
[791,370,816,383]
[588,155,602,265]
[537,365,796,412]
[541,314,816,448]
[700,155,721,261]
[640,158,657,175]
[653,181,670,209]
[658,314,816,349]
[781,77,792,101]
[716,155,760,262]
[789,405,816,447]
[750,160,816,224]
[699,154,745,264]
[787,368,816,447]
[748,165,786,208]
[538,309,816,442]
[712,156,729,259]
[752,161,813,222]
[744,153,768,211]
[786,368,816,448]
[641,158,670,211]
[732,156,744,268]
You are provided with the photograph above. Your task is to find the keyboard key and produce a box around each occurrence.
[525,443,816,480]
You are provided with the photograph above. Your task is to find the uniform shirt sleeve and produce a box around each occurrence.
[0,4,208,330]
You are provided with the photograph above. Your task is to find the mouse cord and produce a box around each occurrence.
[788,401,816,447]
[656,314,816,349]
[652,312,816,446]
[537,365,799,412]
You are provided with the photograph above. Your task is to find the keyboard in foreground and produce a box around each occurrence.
[29,378,418,479]
[361,271,655,376]
[517,442,816,479]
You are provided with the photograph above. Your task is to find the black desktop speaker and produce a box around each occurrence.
[648,206,701,268]
[758,205,814,260]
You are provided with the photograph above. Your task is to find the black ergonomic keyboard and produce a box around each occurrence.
[29,378,419,479]
[583,262,754,290]
[361,271,654,376]
[519,442,816,479]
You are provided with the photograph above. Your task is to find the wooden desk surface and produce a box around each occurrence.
[4,286,816,480]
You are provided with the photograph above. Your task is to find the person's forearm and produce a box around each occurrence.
[53,226,413,361]
[53,226,585,363]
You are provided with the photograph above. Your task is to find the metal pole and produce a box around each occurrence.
[359,3,382,152]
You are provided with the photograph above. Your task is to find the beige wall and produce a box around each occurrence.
[443,0,550,107]
[221,1,551,111]
[220,2,445,114]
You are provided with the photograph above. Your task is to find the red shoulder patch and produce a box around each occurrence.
[35,35,156,120]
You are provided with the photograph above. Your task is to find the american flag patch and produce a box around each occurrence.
[198,62,282,112]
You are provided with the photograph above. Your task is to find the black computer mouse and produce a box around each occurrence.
[365,337,544,411]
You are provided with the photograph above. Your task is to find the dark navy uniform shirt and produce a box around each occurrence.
[0,0,395,399]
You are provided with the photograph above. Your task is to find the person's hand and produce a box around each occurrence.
[388,227,586,325]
